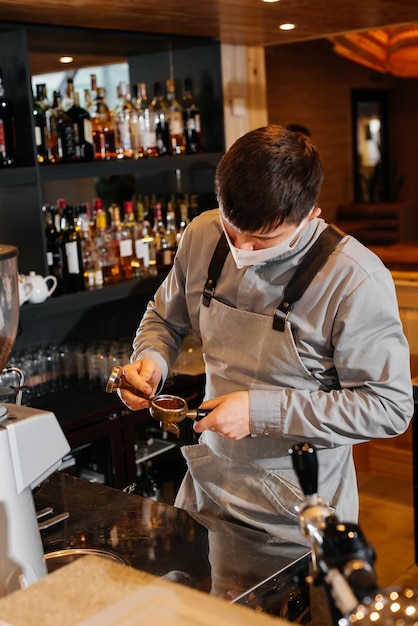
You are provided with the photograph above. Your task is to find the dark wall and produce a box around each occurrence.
[265,38,418,239]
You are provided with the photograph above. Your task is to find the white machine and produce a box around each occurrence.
[0,245,70,597]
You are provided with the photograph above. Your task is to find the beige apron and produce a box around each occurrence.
[175,254,357,544]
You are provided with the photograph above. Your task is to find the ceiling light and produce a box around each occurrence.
[59,56,74,64]
[262,0,281,3]
[279,23,296,31]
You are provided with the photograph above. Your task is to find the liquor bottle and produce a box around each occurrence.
[33,84,49,164]
[61,76,75,111]
[0,68,17,167]
[78,207,103,289]
[166,78,185,155]
[150,81,170,156]
[53,91,78,163]
[44,89,60,164]
[182,78,201,154]
[61,203,85,293]
[95,207,121,285]
[92,87,116,160]
[114,82,133,159]
[164,207,178,265]
[43,203,65,296]
[131,196,148,275]
[176,193,190,245]
[135,81,158,158]
[90,74,98,106]
[66,91,94,162]
[119,201,135,279]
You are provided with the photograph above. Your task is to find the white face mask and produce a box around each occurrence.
[222,218,308,269]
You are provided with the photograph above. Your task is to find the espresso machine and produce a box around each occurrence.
[0,245,70,597]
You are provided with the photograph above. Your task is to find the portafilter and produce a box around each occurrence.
[106,364,210,437]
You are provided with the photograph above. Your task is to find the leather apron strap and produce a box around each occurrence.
[273,224,345,331]
[202,231,230,307]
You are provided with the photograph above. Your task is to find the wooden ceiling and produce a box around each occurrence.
[1,0,418,49]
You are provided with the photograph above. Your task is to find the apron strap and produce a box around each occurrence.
[202,231,230,307]
[273,224,345,331]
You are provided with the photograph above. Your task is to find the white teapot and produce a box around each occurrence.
[18,274,33,306]
[26,271,57,304]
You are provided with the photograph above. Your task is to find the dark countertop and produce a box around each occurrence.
[35,472,311,619]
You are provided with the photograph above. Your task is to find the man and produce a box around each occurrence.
[118,125,413,545]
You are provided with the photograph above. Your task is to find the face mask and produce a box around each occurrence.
[222,218,307,269]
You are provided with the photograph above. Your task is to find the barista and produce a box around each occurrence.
[116,125,413,544]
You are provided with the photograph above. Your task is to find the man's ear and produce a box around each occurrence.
[309,206,322,221]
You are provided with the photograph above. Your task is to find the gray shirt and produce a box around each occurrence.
[133,210,413,446]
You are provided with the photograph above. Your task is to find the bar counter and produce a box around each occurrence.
[33,472,311,620]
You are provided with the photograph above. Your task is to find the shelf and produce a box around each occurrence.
[135,438,177,464]
[38,153,224,182]
[0,166,37,186]
[18,272,167,323]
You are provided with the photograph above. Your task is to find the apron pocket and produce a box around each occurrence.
[262,471,305,520]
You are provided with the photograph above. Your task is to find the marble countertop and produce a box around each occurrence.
[0,555,296,626]
[33,472,311,617]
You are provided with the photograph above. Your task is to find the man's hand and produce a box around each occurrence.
[117,359,162,411]
[193,391,250,440]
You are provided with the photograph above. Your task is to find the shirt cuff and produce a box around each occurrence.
[249,388,283,436]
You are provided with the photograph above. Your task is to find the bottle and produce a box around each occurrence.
[61,76,75,111]
[94,205,120,286]
[176,193,190,245]
[92,87,116,160]
[164,206,178,265]
[166,78,185,155]
[0,68,17,167]
[61,203,85,293]
[66,91,94,162]
[182,78,201,154]
[114,82,133,159]
[44,89,60,164]
[131,197,147,275]
[117,201,135,280]
[78,207,103,289]
[53,91,78,163]
[135,82,158,158]
[43,203,65,296]
[33,84,49,164]
[150,81,170,157]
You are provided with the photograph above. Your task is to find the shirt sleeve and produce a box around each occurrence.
[249,267,414,447]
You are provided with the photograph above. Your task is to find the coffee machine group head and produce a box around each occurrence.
[0,245,70,597]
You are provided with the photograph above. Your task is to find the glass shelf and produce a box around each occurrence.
[135,438,177,465]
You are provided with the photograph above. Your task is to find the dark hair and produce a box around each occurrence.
[285,123,311,137]
[215,125,323,233]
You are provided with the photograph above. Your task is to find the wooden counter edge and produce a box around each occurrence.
[0,555,293,626]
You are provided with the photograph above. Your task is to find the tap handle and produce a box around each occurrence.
[289,442,318,496]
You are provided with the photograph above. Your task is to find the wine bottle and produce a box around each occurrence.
[166,78,185,155]
[0,68,17,167]
[66,91,94,162]
[119,201,135,279]
[61,203,85,293]
[182,78,201,154]
[92,87,116,160]
[135,81,158,158]
[150,81,170,156]
[43,203,65,296]
[53,91,78,163]
[33,84,49,164]
[114,82,133,159]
